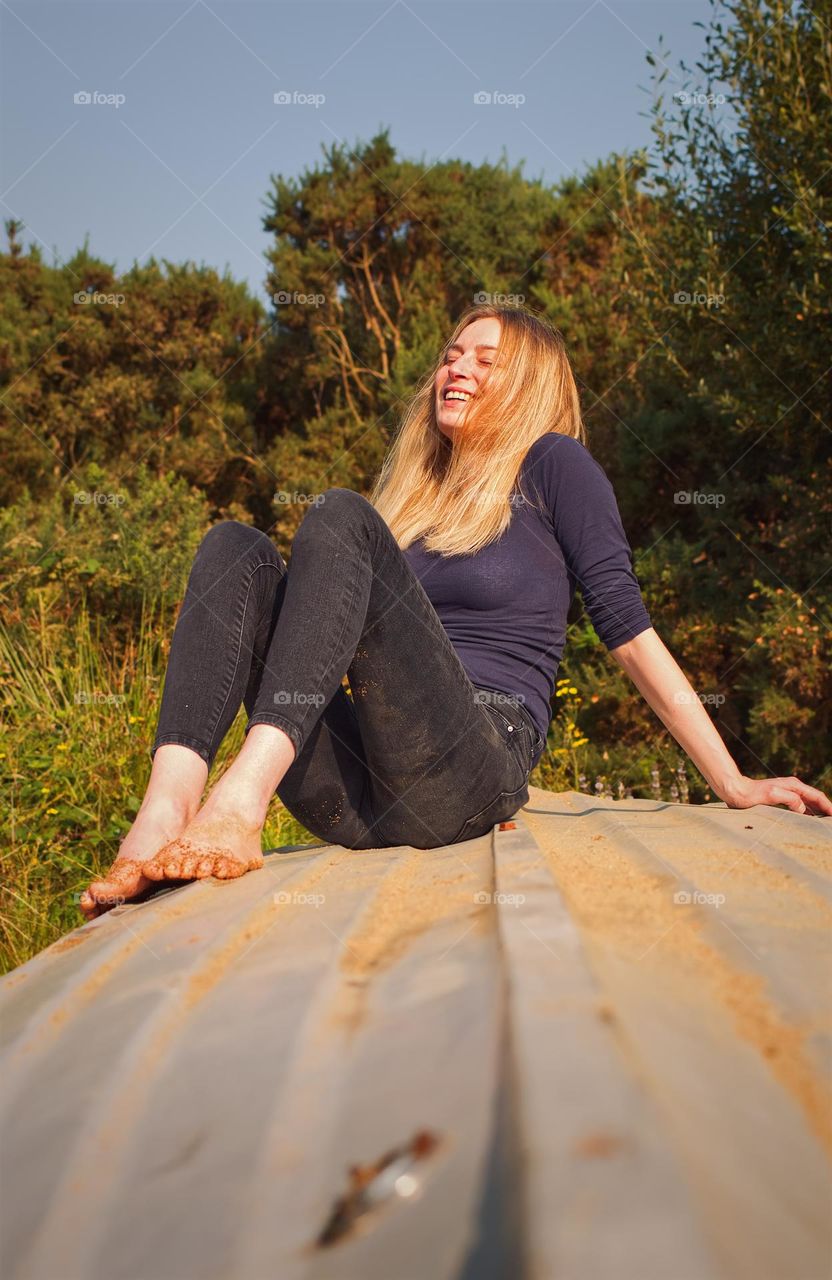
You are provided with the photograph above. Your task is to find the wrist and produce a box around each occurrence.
[711,773,747,804]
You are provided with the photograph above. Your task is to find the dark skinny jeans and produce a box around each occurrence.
[151,488,545,850]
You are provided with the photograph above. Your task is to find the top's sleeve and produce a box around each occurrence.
[525,433,653,650]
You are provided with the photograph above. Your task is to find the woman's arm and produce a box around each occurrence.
[609,627,832,816]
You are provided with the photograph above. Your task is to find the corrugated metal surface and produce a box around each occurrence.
[1,785,830,1280]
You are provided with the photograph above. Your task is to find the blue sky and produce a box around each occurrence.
[1,1,712,304]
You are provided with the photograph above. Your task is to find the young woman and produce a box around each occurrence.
[80,304,831,918]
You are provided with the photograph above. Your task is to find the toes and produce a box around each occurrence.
[140,858,166,881]
[196,857,216,877]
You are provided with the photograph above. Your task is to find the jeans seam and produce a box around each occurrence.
[151,733,212,766]
[204,559,284,761]
[278,528,371,755]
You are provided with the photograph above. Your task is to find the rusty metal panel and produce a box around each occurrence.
[1,787,830,1280]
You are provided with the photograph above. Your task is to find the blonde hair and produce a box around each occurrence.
[369,303,585,556]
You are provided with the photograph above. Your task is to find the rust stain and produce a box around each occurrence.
[522,807,832,1158]
[47,933,93,956]
[573,1130,630,1158]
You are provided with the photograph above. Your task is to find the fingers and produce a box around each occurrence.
[789,779,832,816]
[768,785,806,814]
[772,778,832,817]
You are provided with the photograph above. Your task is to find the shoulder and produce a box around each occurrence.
[520,432,611,492]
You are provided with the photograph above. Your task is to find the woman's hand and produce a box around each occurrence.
[719,775,832,816]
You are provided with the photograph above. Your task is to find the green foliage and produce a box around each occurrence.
[1,0,829,969]
[0,605,312,974]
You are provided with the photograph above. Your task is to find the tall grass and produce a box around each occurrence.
[0,599,312,974]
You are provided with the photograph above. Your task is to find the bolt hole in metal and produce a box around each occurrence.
[315,1129,442,1248]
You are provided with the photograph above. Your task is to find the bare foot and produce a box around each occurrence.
[140,807,264,884]
[79,800,192,921]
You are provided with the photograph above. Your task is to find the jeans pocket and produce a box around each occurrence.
[447,780,531,846]
[484,704,537,778]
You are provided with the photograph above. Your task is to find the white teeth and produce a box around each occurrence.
[445,390,472,402]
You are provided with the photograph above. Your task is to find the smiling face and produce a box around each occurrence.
[434,315,502,442]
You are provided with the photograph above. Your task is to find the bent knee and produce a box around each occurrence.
[197,520,280,565]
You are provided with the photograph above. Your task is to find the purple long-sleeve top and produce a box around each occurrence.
[402,431,653,769]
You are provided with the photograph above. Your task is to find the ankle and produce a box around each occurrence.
[199,783,269,832]
[138,792,200,826]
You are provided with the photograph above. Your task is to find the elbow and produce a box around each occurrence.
[608,625,659,670]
